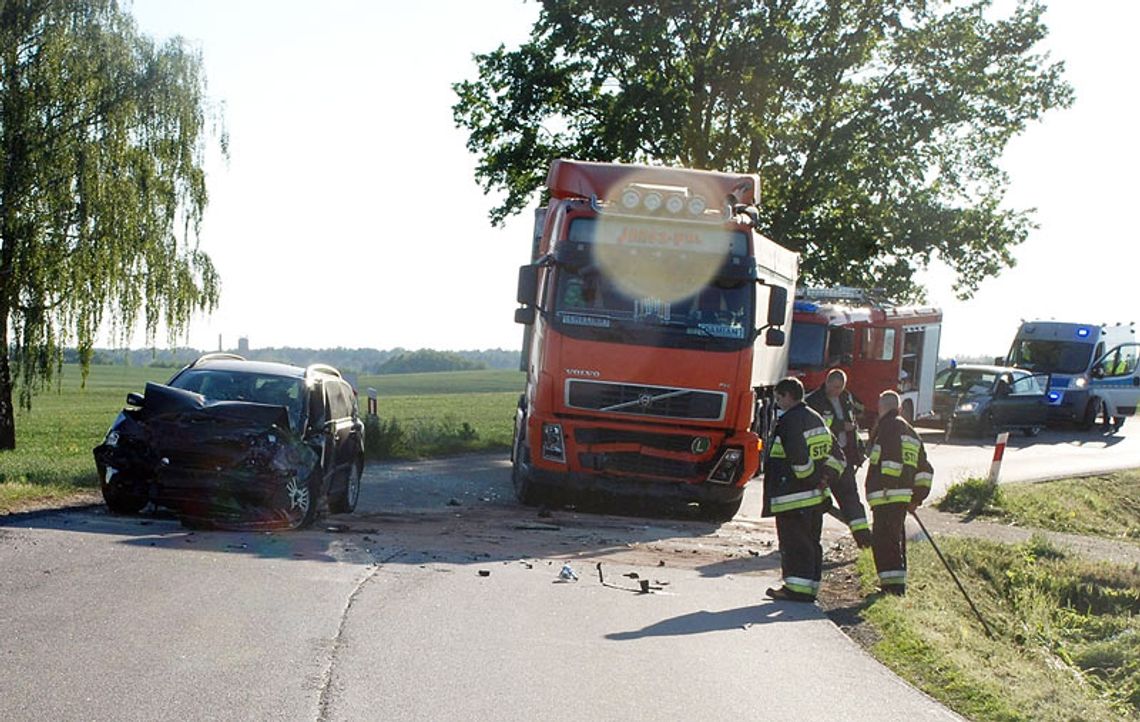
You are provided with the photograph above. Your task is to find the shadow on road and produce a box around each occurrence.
[605,602,817,640]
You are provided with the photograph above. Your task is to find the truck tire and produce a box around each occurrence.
[512,435,543,506]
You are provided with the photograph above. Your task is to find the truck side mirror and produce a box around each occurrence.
[514,306,536,325]
[766,285,788,327]
[517,265,539,306]
[765,328,786,347]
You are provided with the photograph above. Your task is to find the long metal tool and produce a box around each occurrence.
[910,510,995,639]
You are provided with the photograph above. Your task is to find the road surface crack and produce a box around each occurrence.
[316,548,404,721]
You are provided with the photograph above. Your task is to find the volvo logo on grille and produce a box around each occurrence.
[637,393,653,408]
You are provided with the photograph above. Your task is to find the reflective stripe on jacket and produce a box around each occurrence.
[763,402,833,516]
[865,410,933,507]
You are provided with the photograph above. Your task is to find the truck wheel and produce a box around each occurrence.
[700,497,742,522]
[98,465,147,515]
[512,436,543,506]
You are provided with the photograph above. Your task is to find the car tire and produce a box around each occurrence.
[1023,425,1041,438]
[277,472,319,529]
[700,497,743,522]
[329,454,363,514]
[98,465,147,515]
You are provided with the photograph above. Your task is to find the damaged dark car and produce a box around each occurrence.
[93,354,365,529]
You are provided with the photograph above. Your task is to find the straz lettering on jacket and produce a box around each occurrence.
[766,404,834,515]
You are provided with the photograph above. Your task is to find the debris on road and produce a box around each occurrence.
[447,498,462,507]
[514,522,561,531]
[557,563,578,582]
[478,569,491,577]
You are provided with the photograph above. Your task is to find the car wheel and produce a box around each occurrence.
[98,464,147,515]
[276,474,318,529]
[700,497,742,522]
[1022,425,1041,438]
[329,455,363,514]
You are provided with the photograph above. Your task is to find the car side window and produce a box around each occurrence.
[1099,344,1139,377]
[1008,375,1042,396]
[327,381,353,421]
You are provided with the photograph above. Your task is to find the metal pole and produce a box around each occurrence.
[910,510,995,639]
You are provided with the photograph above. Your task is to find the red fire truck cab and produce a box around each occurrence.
[512,159,799,520]
[788,287,942,426]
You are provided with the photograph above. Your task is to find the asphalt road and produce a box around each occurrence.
[3,421,1134,721]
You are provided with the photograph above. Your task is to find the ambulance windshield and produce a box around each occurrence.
[1008,340,1094,375]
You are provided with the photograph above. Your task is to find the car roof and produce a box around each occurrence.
[182,359,307,379]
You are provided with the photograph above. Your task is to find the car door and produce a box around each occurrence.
[1092,343,1140,417]
[991,373,1050,428]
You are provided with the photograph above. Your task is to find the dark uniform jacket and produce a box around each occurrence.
[763,402,840,516]
[865,409,933,508]
[805,386,866,466]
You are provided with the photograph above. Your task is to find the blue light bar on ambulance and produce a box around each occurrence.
[1076,327,1090,338]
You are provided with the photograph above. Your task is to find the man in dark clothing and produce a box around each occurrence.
[865,390,934,595]
[763,377,836,603]
[806,369,872,548]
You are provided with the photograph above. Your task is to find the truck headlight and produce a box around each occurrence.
[707,448,744,484]
[541,423,566,463]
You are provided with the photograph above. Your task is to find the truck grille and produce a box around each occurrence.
[573,428,704,453]
[566,380,726,421]
[578,452,704,480]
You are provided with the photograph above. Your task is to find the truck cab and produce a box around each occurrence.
[1006,321,1139,429]
[512,160,798,520]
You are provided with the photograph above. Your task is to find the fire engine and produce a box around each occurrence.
[788,287,942,426]
[511,159,798,520]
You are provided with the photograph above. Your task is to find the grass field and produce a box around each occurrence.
[0,364,524,511]
[938,471,1140,543]
[855,536,1140,721]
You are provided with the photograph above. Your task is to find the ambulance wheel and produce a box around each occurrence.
[1078,400,1099,431]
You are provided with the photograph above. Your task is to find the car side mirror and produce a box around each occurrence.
[765,328,786,347]
[126,392,144,407]
[517,264,539,306]
[1091,367,1105,379]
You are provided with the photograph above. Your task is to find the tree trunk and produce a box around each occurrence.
[0,313,13,450]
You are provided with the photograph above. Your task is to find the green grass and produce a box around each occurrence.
[938,471,1140,543]
[856,537,1140,721]
[0,364,522,511]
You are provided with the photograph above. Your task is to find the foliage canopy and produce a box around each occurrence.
[452,0,1072,300]
[0,0,223,448]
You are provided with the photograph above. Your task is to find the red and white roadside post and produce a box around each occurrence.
[988,431,1010,486]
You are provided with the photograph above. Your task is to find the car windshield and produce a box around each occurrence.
[789,322,827,369]
[553,266,752,345]
[171,370,306,431]
[936,368,997,396]
[1008,340,1094,375]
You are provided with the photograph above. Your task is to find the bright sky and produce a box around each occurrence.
[123,0,1139,358]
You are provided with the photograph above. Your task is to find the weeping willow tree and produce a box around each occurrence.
[0,0,222,450]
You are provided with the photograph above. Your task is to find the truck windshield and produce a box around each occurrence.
[788,323,827,369]
[1008,340,1094,375]
[553,266,752,348]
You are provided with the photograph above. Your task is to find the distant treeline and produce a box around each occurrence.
[62,346,521,374]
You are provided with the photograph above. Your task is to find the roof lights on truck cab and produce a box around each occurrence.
[605,183,718,220]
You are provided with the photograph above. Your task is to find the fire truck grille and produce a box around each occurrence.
[566,381,726,421]
[574,428,703,453]
[578,452,702,480]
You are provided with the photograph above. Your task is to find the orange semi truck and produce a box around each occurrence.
[511,159,798,519]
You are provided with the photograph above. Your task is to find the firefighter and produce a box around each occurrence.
[805,369,872,548]
[865,390,934,595]
[763,377,834,603]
